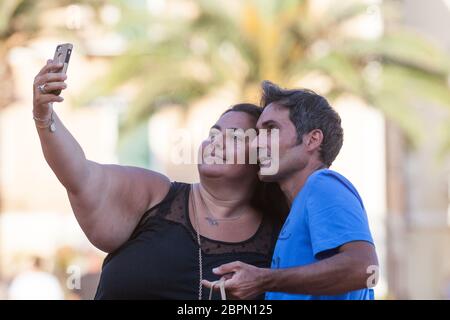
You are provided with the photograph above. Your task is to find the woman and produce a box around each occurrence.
[32,60,288,299]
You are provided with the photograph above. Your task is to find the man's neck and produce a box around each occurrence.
[279,161,327,204]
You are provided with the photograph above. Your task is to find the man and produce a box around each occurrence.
[203,81,378,300]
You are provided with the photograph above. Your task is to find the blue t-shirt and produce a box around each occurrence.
[266,169,375,300]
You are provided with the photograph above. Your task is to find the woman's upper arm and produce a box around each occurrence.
[68,160,171,252]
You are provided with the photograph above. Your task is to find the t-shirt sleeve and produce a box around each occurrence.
[306,172,374,259]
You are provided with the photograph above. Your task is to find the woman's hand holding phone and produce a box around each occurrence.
[32,60,67,119]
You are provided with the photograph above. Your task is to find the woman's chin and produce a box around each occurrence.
[198,162,228,178]
[198,162,252,180]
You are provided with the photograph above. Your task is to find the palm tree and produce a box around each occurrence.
[80,0,450,151]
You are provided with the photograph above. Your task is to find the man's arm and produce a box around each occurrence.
[264,241,378,295]
[202,241,378,299]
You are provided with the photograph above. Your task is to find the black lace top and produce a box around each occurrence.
[94,182,280,300]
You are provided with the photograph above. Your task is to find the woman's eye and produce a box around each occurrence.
[209,131,220,141]
[231,132,244,141]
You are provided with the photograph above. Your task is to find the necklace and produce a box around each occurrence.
[198,186,247,226]
[191,185,229,300]
[191,185,204,300]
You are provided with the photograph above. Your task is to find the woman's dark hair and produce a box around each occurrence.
[221,103,289,227]
[221,103,263,118]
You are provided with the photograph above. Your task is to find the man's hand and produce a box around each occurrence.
[201,261,270,300]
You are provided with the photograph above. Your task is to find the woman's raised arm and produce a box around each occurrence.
[33,60,170,252]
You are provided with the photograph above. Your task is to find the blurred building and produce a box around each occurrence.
[383,0,450,299]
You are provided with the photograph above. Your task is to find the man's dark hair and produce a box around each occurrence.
[260,80,343,167]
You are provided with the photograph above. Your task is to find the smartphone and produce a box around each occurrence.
[50,43,73,95]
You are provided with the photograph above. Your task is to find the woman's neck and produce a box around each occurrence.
[197,176,255,219]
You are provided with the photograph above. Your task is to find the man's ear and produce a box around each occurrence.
[305,129,323,152]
